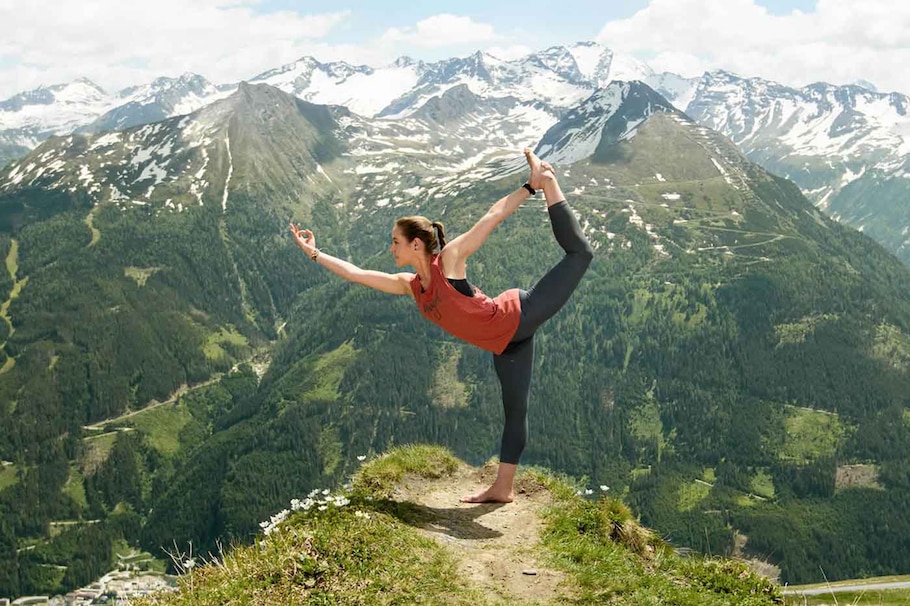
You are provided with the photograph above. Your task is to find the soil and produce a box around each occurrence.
[390,462,574,604]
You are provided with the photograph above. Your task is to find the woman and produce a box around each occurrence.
[290,149,593,503]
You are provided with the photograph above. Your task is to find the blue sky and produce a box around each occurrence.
[1,0,907,98]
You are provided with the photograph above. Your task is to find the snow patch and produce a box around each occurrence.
[316,163,333,183]
[221,136,233,213]
[77,165,93,187]
[136,161,167,185]
[89,132,123,151]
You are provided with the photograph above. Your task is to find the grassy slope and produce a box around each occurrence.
[133,445,782,606]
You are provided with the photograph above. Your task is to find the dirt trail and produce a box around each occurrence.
[391,463,573,604]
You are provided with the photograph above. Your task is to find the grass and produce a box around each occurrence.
[775,314,839,346]
[873,322,910,371]
[4,237,18,284]
[779,406,847,464]
[124,266,162,287]
[132,447,489,605]
[274,340,360,408]
[85,207,101,247]
[113,540,168,573]
[202,325,249,362]
[750,469,776,499]
[428,343,470,409]
[133,445,782,606]
[527,468,781,605]
[351,444,461,498]
[63,466,87,509]
[113,402,193,455]
[81,431,120,474]
[0,462,18,491]
[678,480,712,511]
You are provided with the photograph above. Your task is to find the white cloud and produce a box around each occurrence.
[597,0,910,93]
[0,0,351,97]
[379,14,498,49]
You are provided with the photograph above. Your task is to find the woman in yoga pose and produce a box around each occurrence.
[291,148,592,503]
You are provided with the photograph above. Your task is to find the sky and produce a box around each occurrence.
[1,0,908,99]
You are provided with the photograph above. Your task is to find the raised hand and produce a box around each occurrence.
[289,222,316,253]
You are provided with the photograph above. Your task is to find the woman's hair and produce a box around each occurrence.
[396,216,447,253]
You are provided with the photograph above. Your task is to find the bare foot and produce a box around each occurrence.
[523,147,555,190]
[459,487,515,503]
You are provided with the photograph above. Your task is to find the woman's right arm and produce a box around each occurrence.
[291,224,413,296]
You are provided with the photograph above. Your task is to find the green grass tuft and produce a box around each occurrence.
[352,444,461,498]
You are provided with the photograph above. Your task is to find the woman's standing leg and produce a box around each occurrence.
[460,337,535,503]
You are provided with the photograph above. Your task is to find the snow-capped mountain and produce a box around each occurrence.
[681,70,910,260]
[248,56,426,118]
[84,73,231,133]
[0,78,111,167]
[0,74,232,168]
[536,81,680,164]
[3,41,910,262]
[378,42,647,119]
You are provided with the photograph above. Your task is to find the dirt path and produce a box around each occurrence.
[392,463,572,605]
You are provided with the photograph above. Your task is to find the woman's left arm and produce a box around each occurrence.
[445,186,533,262]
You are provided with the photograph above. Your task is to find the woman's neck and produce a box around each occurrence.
[414,253,434,288]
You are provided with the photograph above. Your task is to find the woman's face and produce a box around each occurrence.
[390,226,412,267]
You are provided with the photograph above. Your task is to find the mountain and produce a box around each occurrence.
[3,79,910,596]
[535,81,681,164]
[83,73,230,133]
[378,43,621,119]
[0,79,110,167]
[0,75,233,170]
[249,56,426,118]
[680,70,910,263]
[7,44,907,273]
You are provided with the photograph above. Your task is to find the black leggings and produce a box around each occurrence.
[494,200,593,465]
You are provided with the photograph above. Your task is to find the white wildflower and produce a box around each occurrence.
[357,455,366,461]
[584,489,593,495]
[318,505,328,511]
[600,485,610,492]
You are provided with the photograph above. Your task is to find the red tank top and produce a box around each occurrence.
[410,254,521,354]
